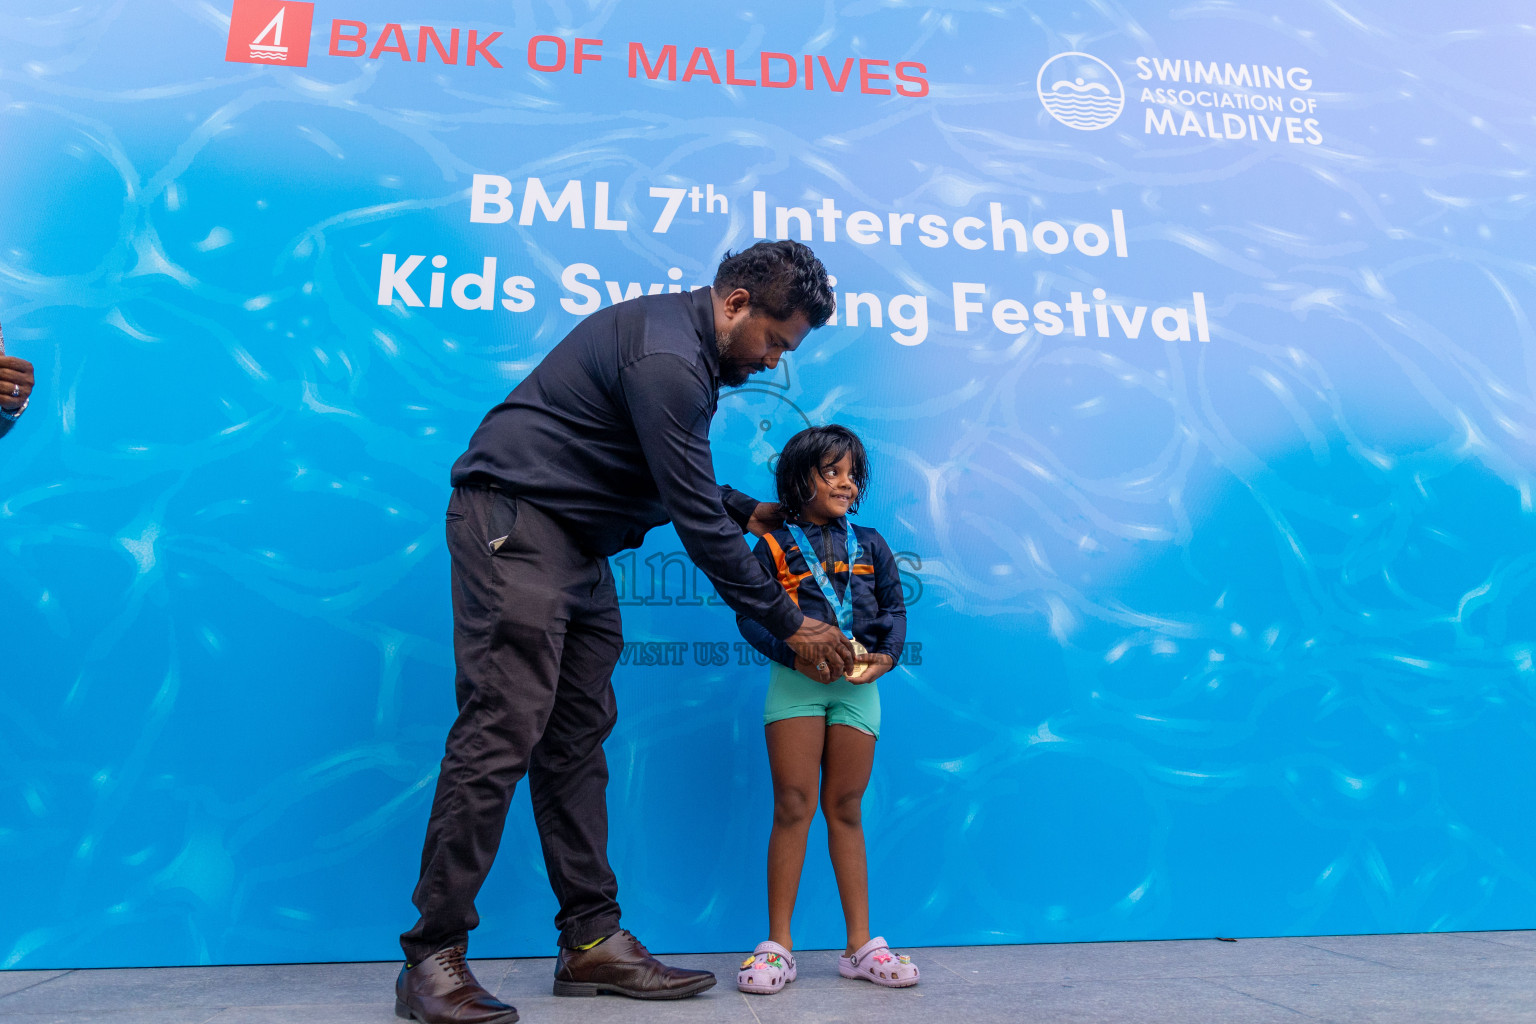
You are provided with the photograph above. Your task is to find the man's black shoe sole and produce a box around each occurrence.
[395,999,520,1023]
[552,975,717,1000]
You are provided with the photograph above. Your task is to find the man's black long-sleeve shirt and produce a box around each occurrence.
[451,287,805,641]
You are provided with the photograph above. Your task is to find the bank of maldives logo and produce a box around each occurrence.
[1037,52,1124,130]
[225,0,314,66]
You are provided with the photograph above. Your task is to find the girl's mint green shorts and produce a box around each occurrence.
[764,660,881,738]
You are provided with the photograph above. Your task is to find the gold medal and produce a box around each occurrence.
[845,638,870,681]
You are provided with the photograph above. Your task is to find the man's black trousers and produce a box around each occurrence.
[401,486,624,962]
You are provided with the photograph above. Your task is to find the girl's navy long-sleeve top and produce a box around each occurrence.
[736,516,907,669]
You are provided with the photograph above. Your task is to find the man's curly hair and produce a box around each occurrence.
[713,240,836,328]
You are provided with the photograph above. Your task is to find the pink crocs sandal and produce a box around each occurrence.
[838,936,919,988]
[737,940,796,994]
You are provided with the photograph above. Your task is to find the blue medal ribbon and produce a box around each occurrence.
[784,519,863,637]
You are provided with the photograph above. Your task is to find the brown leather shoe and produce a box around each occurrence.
[396,947,519,1024]
[552,929,716,999]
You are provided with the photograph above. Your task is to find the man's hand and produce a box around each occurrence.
[0,355,33,416]
[785,617,855,683]
[746,501,785,538]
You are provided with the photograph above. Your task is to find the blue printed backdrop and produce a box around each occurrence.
[3,0,1535,969]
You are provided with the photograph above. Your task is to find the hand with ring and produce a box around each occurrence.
[0,353,35,419]
[785,617,855,683]
[0,323,34,418]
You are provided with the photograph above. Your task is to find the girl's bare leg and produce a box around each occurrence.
[821,723,877,955]
[765,716,827,950]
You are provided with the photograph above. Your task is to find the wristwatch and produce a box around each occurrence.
[0,396,27,422]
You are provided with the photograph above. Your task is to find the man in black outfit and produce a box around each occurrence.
[396,241,858,1024]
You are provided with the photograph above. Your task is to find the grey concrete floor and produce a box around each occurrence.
[2,931,1534,1024]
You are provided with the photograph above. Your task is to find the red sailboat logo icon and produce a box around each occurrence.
[248,8,289,61]
[224,0,313,67]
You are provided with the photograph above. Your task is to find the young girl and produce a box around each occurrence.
[734,424,918,994]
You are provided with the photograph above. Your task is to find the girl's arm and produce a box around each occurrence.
[867,531,907,665]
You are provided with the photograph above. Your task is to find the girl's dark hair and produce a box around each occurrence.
[774,424,869,518]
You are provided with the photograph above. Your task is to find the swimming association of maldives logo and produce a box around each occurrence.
[224,0,314,67]
[1037,52,1124,130]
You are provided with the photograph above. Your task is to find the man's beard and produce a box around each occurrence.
[716,326,757,388]
[719,361,753,388]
